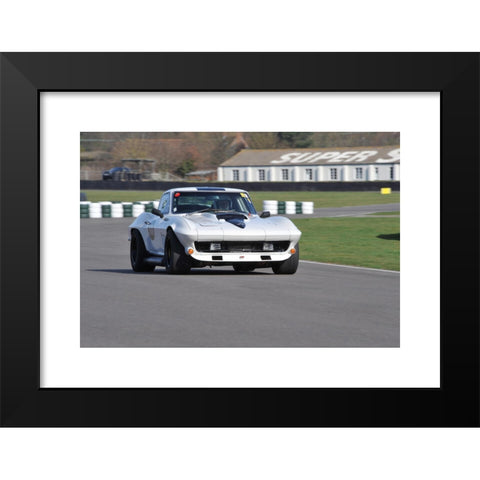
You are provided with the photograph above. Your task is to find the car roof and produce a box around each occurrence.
[166,186,247,194]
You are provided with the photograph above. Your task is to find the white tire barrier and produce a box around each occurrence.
[262,199,314,215]
[111,203,124,218]
[285,201,296,214]
[263,200,278,215]
[132,203,145,217]
[81,200,156,218]
[89,203,102,219]
[301,201,314,214]
[82,198,314,218]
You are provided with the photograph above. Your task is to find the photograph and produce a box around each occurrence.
[2,51,477,429]
[80,131,400,348]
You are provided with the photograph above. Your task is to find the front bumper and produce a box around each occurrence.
[190,250,293,263]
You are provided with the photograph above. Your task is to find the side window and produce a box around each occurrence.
[160,193,170,214]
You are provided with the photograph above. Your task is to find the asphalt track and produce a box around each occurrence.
[289,202,400,219]
[81,206,399,347]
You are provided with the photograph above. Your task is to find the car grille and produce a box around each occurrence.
[194,241,290,253]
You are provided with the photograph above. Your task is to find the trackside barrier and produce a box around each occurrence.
[82,200,314,218]
[80,201,90,218]
[263,200,278,215]
[100,201,112,218]
[285,201,296,214]
[89,203,102,219]
[81,201,158,218]
[262,200,314,215]
[111,203,124,218]
[132,203,145,217]
[122,202,133,217]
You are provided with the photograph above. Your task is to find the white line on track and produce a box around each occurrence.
[299,259,399,274]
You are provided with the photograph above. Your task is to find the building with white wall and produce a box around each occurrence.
[217,145,400,182]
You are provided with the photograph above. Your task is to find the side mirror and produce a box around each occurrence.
[152,208,164,218]
[260,211,270,218]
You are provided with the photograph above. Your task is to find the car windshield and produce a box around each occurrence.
[171,191,256,215]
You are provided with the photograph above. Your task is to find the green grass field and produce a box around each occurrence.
[84,190,164,203]
[248,191,399,209]
[293,217,400,271]
[82,189,400,271]
[83,189,400,210]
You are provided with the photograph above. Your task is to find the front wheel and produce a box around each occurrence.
[130,230,155,272]
[272,244,299,274]
[164,230,191,274]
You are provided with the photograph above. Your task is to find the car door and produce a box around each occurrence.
[150,192,171,254]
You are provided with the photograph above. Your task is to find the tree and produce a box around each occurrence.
[175,157,196,177]
[276,132,313,148]
[244,132,278,149]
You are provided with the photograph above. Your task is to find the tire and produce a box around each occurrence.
[164,230,191,274]
[130,230,155,272]
[233,264,256,273]
[272,244,299,274]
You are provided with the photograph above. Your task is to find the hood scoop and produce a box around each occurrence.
[226,217,245,228]
[216,212,247,229]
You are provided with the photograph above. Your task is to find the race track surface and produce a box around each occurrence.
[81,217,399,347]
[289,202,400,219]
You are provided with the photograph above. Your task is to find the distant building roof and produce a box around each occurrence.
[185,170,217,176]
[220,146,400,167]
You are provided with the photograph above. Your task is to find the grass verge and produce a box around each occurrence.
[293,217,400,271]
[83,190,165,203]
[250,191,399,209]
[83,189,400,210]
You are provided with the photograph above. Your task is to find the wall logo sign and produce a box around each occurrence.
[270,148,400,165]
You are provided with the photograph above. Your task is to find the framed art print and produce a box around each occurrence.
[0,53,478,426]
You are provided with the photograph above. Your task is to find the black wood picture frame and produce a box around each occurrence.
[0,53,478,427]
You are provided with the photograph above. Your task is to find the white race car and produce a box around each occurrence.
[129,187,301,274]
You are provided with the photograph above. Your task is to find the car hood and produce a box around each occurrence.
[184,212,300,242]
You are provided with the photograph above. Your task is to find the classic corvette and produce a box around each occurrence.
[129,187,301,274]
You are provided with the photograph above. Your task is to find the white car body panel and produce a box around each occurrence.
[129,187,301,271]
